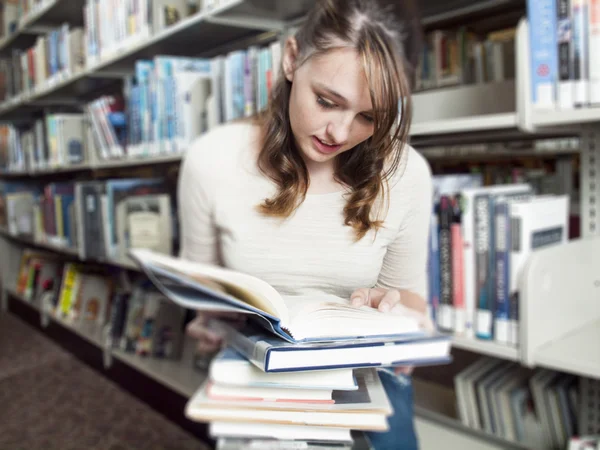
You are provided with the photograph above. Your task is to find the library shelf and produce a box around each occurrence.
[533,319,600,381]
[112,338,206,398]
[450,335,520,362]
[531,107,600,128]
[0,228,139,272]
[0,0,85,56]
[410,112,518,137]
[0,154,184,178]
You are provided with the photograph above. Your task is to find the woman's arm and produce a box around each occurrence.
[352,149,433,317]
[177,140,220,265]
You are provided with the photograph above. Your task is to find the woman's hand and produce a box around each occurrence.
[186,311,246,355]
[350,287,433,375]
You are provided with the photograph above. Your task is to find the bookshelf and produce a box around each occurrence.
[0,0,599,448]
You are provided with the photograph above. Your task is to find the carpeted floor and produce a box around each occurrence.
[0,311,211,450]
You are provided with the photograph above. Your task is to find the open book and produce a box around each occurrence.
[128,249,430,344]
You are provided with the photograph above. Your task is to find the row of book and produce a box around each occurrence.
[0,177,176,262]
[0,22,85,102]
[0,113,88,172]
[427,175,571,347]
[454,357,584,450]
[528,0,600,109]
[15,248,189,360]
[416,26,516,91]
[84,0,218,68]
[0,40,283,168]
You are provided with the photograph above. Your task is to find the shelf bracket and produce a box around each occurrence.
[580,125,600,239]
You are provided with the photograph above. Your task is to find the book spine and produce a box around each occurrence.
[572,0,590,106]
[558,0,575,108]
[451,195,465,334]
[527,0,558,108]
[437,195,454,332]
[427,211,440,326]
[475,194,493,340]
[494,201,511,344]
[589,0,600,103]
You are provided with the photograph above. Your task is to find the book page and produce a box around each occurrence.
[129,248,288,322]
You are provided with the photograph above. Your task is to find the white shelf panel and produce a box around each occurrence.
[451,335,519,361]
[411,113,518,136]
[532,107,600,128]
[112,337,206,398]
[534,319,600,380]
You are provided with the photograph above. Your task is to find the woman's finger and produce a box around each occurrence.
[186,318,223,343]
[376,289,401,312]
[350,288,371,307]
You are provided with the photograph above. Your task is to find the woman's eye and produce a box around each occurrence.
[361,114,374,123]
[317,96,335,109]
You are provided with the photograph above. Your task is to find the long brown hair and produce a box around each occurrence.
[257,0,422,240]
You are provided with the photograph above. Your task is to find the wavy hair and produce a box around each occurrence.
[256,0,422,240]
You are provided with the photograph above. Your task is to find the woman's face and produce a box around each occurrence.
[284,43,376,167]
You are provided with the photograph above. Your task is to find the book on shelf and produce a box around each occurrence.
[453,356,582,449]
[127,248,452,372]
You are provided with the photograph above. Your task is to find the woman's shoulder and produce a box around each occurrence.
[182,120,261,172]
[388,144,432,193]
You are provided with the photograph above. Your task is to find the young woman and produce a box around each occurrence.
[179,0,432,448]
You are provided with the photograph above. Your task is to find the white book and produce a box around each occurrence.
[207,383,333,402]
[185,368,392,431]
[210,348,357,391]
[210,422,353,443]
[572,0,590,105]
[589,0,600,104]
[459,184,532,339]
[508,195,569,346]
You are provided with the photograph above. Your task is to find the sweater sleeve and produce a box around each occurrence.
[177,134,221,265]
[375,148,434,299]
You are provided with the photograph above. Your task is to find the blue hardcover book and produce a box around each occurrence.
[209,320,452,373]
[105,178,167,259]
[494,200,511,344]
[527,0,558,108]
[128,248,452,372]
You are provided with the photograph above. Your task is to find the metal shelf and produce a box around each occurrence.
[532,107,600,128]
[0,228,139,271]
[410,112,519,137]
[112,338,206,398]
[451,335,520,362]
[0,153,184,178]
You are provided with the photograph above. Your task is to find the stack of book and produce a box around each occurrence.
[128,249,453,449]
